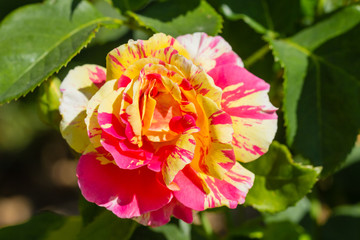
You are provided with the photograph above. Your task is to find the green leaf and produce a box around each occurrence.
[0,212,81,240]
[262,221,311,240]
[220,0,301,36]
[0,0,121,104]
[135,0,201,22]
[128,1,223,37]
[227,218,265,239]
[45,216,82,240]
[300,0,317,25]
[112,0,150,12]
[221,18,267,60]
[78,211,138,240]
[244,141,320,213]
[91,0,129,45]
[264,197,311,224]
[37,76,61,129]
[151,223,191,240]
[291,5,360,51]
[317,0,359,15]
[270,5,360,175]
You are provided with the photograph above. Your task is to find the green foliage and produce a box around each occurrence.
[1,0,360,239]
[0,212,82,240]
[271,5,360,175]
[78,211,137,240]
[262,221,311,240]
[37,76,61,129]
[0,0,120,104]
[128,1,223,37]
[0,210,137,240]
[151,222,191,240]
[220,0,301,36]
[221,0,360,176]
[244,142,320,212]
[112,0,151,12]
[263,197,311,224]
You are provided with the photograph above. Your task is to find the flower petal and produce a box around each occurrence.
[173,163,254,211]
[177,32,243,72]
[85,79,118,151]
[100,131,152,169]
[97,87,126,140]
[194,95,236,180]
[169,53,222,105]
[60,65,106,153]
[134,199,193,227]
[209,65,277,162]
[162,133,196,186]
[106,33,190,80]
[77,149,173,218]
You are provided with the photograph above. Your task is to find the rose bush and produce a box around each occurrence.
[59,32,277,226]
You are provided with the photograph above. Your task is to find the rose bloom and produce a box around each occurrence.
[59,32,277,226]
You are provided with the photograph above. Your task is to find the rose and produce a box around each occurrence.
[59,32,277,226]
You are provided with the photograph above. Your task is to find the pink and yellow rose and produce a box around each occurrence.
[59,32,277,226]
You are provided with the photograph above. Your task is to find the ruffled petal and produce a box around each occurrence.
[134,199,193,227]
[59,65,106,153]
[173,163,254,211]
[77,149,173,218]
[100,131,152,169]
[85,80,118,151]
[177,32,243,72]
[193,95,236,180]
[168,53,222,105]
[106,33,190,80]
[161,133,196,186]
[208,65,277,162]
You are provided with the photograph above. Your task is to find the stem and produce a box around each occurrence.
[200,212,213,239]
[243,44,270,68]
[125,220,139,240]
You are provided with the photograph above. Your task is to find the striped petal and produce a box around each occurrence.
[85,80,118,151]
[209,65,277,162]
[161,133,196,186]
[177,32,243,73]
[60,65,106,153]
[168,53,222,105]
[135,199,193,227]
[106,33,190,80]
[77,149,173,218]
[193,95,236,180]
[173,163,254,211]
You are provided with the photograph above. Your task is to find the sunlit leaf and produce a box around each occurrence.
[128,1,223,37]
[151,223,191,240]
[0,0,121,103]
[244,142,320,212]
[270,5,360,175]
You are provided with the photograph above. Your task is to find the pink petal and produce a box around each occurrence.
[177,32,243,73]
[100,131,151,169]
[77,152,173,218]
[173,163,254,211]
[208,65,278,162]
[135,199,193,227]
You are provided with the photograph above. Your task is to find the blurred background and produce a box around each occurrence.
[1,0,360,239]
